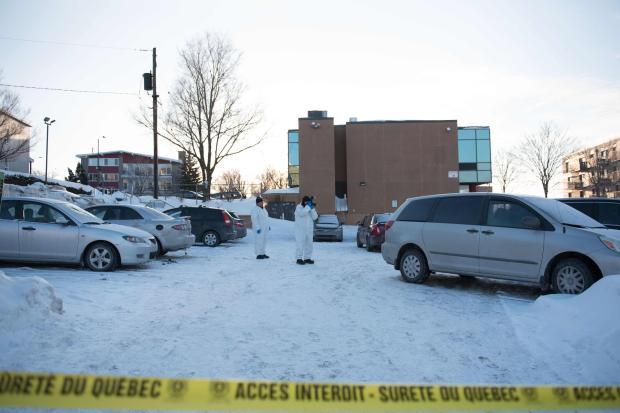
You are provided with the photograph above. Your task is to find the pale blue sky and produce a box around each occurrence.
[1,0,619,194]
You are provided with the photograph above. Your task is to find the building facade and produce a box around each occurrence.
[564,137,620,198]
[0,111,32,174]
[280,111,491,223]
[76,151,182,195]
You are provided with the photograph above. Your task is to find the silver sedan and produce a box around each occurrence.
[86,204,195,255]
[0,197,157,271]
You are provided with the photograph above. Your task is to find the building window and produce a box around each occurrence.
[159,167,172,176]
[458,127,492,184]
[288,130,300,187]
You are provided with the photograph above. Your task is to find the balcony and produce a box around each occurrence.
[566,181,584,190]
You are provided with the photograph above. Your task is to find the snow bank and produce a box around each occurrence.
[0,271,63,327]
[506,275,620,383]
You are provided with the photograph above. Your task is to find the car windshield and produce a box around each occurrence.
[317,215,339,224]
[138,206,174,220]
[525,197,604,228]
[61,202,104,224]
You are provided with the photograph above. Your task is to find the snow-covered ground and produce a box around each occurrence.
[1,217,619,392]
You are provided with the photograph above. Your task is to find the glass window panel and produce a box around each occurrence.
[459,171,478,183]
[486,201,533,229]
[288,131,299,143]
[598,203,620,226]
[476,140,491,162]
[431,196,485,225]
[478,171,492,183]
[288,143,299,166]
[476,129,490,140]
[458,141,476,163]
[477,162,491,171]
[458,129,475,140]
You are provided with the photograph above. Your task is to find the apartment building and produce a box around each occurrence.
[76,151,182,195]
[564,137,620,198]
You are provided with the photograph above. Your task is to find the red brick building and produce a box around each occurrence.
[76,151,182,195]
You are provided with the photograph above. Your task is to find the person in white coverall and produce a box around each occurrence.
[294,195,318,265]
[251,197,270,259]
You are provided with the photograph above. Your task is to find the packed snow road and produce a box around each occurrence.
[1,218,619,388]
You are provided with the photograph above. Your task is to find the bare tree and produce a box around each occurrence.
[493,149,519,193]
[137,33,262,197]
[217,169,247,195]
[255,166,287,196]
[518,122,576,198]
[1,74,31,164]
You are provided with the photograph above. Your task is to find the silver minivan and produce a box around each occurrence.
[381,193,620,294]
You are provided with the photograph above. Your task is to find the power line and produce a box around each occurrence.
[0,83,138,96]
[0,35,150,52]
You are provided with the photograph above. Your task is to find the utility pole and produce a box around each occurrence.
[152,47,159,199]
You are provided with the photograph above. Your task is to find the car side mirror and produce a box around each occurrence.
[522,216,541,230]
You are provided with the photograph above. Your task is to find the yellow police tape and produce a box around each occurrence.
[1,371,619,411]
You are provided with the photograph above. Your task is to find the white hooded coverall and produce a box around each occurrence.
[294,204,318,260]
[251,205,269,256]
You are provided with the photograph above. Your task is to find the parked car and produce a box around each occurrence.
[313,214,343,242]
[557,198,620,230]
[163,206,236,247]
[209,191,245,200]
[228,211,247,239]
[357,213,391,251]
[85,204,195,255]
[178,190,206,201]
[381,193,620,294]
[0,197,157,271]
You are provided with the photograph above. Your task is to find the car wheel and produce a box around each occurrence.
[202,231,220,247]
[356,235,363,248]
[552,258,594,294]
[399,249,429,284]
[84,242,117,272]
[366,237,372,252]
[155,238,166,257]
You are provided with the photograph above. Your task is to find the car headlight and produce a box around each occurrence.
[123,235,147,244]
[599,235,620,253]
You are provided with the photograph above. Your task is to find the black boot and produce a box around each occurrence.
[304,259,314,264]
[257,255,265,259]
[296,259,305,265]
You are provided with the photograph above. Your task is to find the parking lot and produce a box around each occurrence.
[3,217,618,387]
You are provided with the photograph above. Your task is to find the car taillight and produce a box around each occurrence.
[223,212,232,226]
[235,222,244,228]
[385,220,394,231]
[370,224,381,236]
[172,224,185,231]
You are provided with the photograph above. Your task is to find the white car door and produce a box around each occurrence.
[478,198,545,281]
[422,196,485,275]
[19,201,79,261]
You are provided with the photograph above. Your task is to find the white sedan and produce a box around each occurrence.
[0,197,157,271]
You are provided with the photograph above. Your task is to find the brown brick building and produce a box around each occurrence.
[273,111,491,224]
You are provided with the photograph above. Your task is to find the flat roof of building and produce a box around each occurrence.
[345,119,457,125]
[75,150,181,163]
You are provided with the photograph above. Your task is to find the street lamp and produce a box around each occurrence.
[43,117,55,184]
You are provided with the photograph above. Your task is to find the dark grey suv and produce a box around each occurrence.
[381,193,620,294]
[164,206,236,247]
[557,198,620,230]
